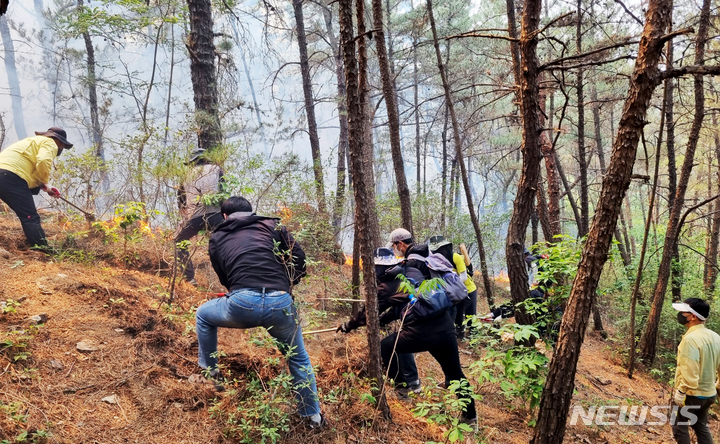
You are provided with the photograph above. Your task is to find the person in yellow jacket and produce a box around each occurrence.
[0,127,73,249]
[671,298,720,444]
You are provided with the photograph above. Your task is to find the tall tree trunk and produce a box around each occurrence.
[640,0,711,366]
[662,36,684,303]
[537,180,554,242]
[531,0,673,439]
[322,6,349,230]
[371,0,412,233]
[0,16,26,140]
[706,112,720,294]
[441,104,449,231]
[293,0,327,215]
[186,0,222,152]
[628,82,666,378]
[338,0,388,417]
[426,0,494,309]
[504,0,543,325]
[544,93,562,235]
[414,40,421,195]
[576,0,589,236]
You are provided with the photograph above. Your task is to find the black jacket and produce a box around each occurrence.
[378,263,454,337]
[208,212,306,293]
[405,243,431,279]
[346,264,425,330]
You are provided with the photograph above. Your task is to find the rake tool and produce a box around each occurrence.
[58,195,96,222]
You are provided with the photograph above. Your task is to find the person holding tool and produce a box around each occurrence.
[336,247,423,396]
[194,196,324,429]
[0,127,72,251]
[383,229,477,422]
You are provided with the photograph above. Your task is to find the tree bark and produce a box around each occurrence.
[322,6,349,230]
[544,93,562,235]
[576,0,589,237]
[293,0,327,215]
[186,0,222,152]
[0,16,27,140]
[504,0,543,326]
[706,112,720,294]
[640,0,711,366]
[426,0,494,309]
[628,81,666,379]
[371,0,413,233]
[531,0,673,439]
[338,0,389,417]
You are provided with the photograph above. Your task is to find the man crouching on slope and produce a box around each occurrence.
[194,196,324,428]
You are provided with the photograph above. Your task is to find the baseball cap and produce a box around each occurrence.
[388,228,412,245]
[672,298,710,321]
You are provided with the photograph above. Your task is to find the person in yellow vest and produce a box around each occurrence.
[0,127,72,250]
[671,298,720,444]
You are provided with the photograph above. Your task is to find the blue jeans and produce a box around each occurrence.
[196,288,320,417]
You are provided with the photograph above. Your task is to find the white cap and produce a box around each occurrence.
[672,302,707,321]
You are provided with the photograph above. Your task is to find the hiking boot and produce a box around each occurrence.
[187,278,199,288]
[460,415,477,426]
[304,413,326,429]
[408,379,422,394]
[189,370,225,392]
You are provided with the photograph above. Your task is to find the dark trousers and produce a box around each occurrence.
[381,328,477,419]
[398,353,419,384]
[455,289,478,335]
[175,211,224,280]
[672,395,715,444]
[0,170,47,248]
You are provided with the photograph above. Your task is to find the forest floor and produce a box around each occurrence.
[0,211,717,444]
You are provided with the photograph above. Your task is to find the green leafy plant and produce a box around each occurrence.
[1,299,21,314]
[0,401,50,444]
[413,380,479,442]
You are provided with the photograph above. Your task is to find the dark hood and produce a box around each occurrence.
[215,212,280,233]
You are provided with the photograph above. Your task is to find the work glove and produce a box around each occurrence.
[336,318,360,333]
[41,184,61,198]
[674,389,686,406]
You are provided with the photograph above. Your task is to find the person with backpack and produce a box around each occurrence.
[336,247,423,395]
[384,229,477,423]
[428,235,476,339]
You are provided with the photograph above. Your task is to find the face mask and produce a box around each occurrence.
[393,245,403,257]
[677,312,690,325]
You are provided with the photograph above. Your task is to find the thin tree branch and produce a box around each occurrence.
[613,0,643,26]
[540,40,639,69]
[679,243,720,273]
[662,65,720,79]
[445,32,518,42]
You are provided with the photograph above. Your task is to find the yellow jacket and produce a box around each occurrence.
[0,136,58,189]
[675,324,720,397]
[452,253,477,293]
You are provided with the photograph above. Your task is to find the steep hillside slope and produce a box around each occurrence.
[0,211,711,443]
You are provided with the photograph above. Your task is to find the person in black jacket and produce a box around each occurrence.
[383,229,478,422]
[195,196,323,428]
[336,248,422,394]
